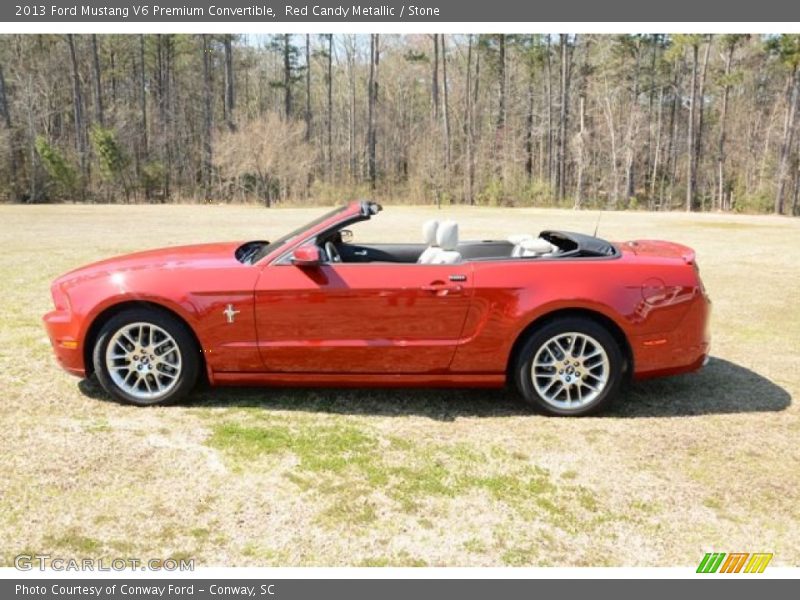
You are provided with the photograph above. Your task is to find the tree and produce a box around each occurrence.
[0,34,797,214]
[66,34,88,200]
[441,34,451,179]
[694,36,712,207]
[270,34,304,119]
[498,35,507,130]
[201,34,213,199]
[223,34,235,130]
[214,114,313,206]
[431,35,439,120]
[35,136,76,200]
[716,35,746,211]
[464,34,475,205]
[304,34,312,142]
[138,35,148,164]
[573,37,593,208]
[366,34,379,188]
[325,34,333,180]
[90,125,130,201]
[771,35,800,214]
[91,34,104,126]
[557,34,574,200]
[0,63,18,202]
[677,35,703,211]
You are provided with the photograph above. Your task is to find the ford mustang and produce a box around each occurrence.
[43,201,710,416]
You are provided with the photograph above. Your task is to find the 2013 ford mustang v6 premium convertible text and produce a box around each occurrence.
[43,201,710,416]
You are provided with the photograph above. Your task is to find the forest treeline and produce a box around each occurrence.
[1,33,799,214]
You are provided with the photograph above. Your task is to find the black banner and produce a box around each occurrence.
[3,0,799,22]
[3,579,797,600]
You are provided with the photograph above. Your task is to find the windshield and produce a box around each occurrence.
[252,205,348,263]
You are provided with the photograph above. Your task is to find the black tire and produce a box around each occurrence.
[513,316,624,416]
[92,307,201,406]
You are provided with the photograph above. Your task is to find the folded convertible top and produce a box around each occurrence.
[539,230,619,257]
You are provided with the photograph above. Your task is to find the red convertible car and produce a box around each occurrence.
[43,201,710,416]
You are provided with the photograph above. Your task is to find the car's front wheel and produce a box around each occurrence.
[92,308,200,406]
[514,317,624,416]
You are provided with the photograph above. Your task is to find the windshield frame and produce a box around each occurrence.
[251,205,350,264]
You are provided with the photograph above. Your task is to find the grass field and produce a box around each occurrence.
[1,203,798,568]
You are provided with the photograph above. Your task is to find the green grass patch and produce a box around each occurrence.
[501,545,538,566]
[44,530,102,554]
[208,420,613,534]
[463,538,488,554]
[359,553,427,567]
[207,421,380,475]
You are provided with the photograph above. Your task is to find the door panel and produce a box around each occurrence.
[458,240,514,260]
[254,263,474,373]
[336,241,514,263]
[336,243,425,263]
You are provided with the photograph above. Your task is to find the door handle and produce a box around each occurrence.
[354,249,368,256]
[421,283,463,296]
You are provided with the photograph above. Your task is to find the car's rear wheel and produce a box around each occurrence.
[514,317,624,416]
[92,308,200,406]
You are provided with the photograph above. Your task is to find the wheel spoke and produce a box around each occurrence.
[585,371,605,383]
[121,331,137,348]
[568,336,577,356]
[153,338,173,352]
[581,380,600,392]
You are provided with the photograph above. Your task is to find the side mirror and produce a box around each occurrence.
[340,229,354,242]
[291,245,322,267]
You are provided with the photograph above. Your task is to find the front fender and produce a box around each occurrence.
[65,267,261,375]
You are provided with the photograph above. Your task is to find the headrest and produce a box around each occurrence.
[519,237,557,254]
[422,219,439,245]
[437,221,459,251]
[507,234,534,245]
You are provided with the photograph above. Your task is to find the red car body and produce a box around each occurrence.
[44,201,710,393]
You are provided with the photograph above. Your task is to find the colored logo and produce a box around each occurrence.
[696,552,773,573]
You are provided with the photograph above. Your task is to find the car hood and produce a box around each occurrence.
[55,241,245,287]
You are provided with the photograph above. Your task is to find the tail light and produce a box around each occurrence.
[692,262,707,296]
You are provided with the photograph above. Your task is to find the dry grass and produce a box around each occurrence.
[0,203,798,567]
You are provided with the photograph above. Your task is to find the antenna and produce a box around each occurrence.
[592,211,603,237]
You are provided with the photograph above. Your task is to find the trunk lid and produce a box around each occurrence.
[621,240,696,264]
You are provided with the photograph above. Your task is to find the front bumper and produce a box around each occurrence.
[43,309,86,377]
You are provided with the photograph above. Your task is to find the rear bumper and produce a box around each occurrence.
[631,290,711,380]
[43,309,86,378]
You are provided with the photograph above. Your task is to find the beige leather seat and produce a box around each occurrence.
[428,221,463,264]
[417,219,441,264]
[511,236,557,257]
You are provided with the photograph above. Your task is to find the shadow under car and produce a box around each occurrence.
[77,357,791,420]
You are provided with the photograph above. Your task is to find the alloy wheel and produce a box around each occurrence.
[104,322,183,402]
[530,332,610,410]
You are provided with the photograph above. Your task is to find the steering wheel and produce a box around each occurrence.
[324,241,342,263]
